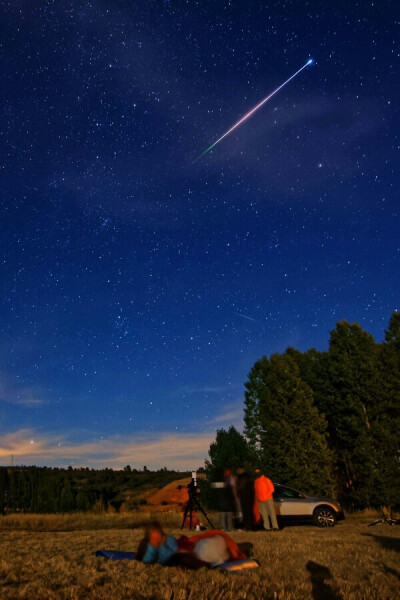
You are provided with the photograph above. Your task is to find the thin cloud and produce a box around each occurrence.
[0,375,46,407]
[210,401,244,430]
[199,94,384,193]
[183,385,233,395]
[0,429,217,470]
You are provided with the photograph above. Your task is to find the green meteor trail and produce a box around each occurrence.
[196,59,314,161]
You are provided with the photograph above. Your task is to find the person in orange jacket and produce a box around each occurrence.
[253,469,279,531]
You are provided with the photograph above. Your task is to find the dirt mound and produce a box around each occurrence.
[146,477,192,508]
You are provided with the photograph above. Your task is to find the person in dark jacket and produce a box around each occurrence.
[211,468,236,530]
[236,468,255,530]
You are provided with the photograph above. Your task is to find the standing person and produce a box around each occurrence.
[226,469,242,527]
[211,468,235,531]
[254,468,279,531]
[236,468,255,530]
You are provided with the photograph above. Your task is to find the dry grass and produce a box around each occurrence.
[0,511,183,532]
[0,514,399,599]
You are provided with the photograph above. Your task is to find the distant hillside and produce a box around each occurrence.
[0,466,192,514]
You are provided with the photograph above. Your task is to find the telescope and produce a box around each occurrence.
[180,470,214,530]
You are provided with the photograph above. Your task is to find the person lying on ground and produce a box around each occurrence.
[135,521,247,569]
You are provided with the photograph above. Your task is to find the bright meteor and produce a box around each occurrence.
[196,58,314,160]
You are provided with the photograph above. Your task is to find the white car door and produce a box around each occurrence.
[273,485,310,516]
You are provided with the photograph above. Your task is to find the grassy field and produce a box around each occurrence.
[0,513,399,599]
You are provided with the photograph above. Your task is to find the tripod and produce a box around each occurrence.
[181,481,215,530]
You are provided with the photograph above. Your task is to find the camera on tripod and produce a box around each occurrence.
[187,471,198,493]
[177,471,198,493]
[180,470,214,531]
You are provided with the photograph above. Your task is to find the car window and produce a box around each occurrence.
[273,486,303,499]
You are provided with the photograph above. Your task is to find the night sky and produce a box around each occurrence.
[1,1,398,469]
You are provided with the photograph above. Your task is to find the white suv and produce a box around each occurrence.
[273,484,345,527]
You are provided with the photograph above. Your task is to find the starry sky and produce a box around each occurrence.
[0,1,398,470]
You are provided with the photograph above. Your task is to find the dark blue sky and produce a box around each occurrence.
[0,1,398,469]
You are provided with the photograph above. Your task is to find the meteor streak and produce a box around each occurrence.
[234,312,257,322]
[196,58,314,160]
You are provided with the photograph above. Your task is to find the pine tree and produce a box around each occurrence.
[285,347,331,413]
[256,353,335,495]
[372,311,400,510]
[59,479,76,512]
[244,355,270,460]
[206,426,252,479]
[324,320,380,507]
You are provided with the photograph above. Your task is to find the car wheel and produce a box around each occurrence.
[313,506,336,527]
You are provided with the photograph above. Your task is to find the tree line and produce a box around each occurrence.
[2,313,398,514]
[0,466,188,514]
[206,312,400,510]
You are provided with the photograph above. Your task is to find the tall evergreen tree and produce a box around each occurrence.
[244,355,270,459]
[285,347,331,413]
[323,320,380,507]
[206,426,252,479]
[245,353,335,495]
[372,311,400,510]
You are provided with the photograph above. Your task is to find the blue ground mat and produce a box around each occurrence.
[94,550,259,570]
[94,550,136,560]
